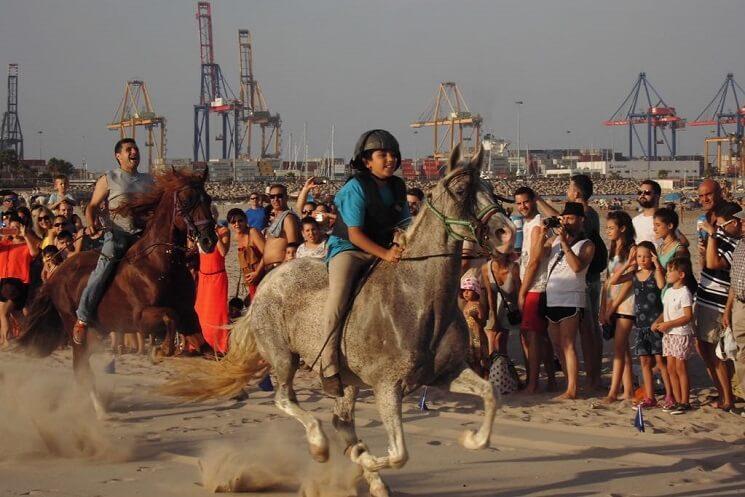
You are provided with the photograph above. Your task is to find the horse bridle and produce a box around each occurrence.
[424,179,505,250]
[173,185,212,241]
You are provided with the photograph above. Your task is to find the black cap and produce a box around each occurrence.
[561,202,585,217]
[350,129,401,171]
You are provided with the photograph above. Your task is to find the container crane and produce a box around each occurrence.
[0,64,23,159]
[237,29,281,159]
[603,72,685,159]
[690,74,745,175]
[107,80,166,173]
[193,1,241,162]
[410,82,482,164]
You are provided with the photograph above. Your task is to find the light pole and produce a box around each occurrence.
[37,130,43,161]
[565,130,571,167]
[515,101,523,175]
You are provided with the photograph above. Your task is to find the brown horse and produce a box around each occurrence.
[17,168,217,417]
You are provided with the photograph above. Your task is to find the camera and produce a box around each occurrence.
[314,177,329,185]
[542,216,561,229]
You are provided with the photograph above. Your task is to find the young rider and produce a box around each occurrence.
[320,130,410,396]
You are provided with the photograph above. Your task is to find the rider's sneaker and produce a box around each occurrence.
[72,320,88,346]
[321,374,344,398]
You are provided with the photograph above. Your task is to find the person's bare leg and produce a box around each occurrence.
[621,349,634,400]
[655,355,672,401]
[640,355,654,400]
[0,301,11,348]
[541,334,558,391]
[136,331,145,354]
[667,357,681,404]
[604,320,632,403]
[677,359,690,405]
[526,331,541,393]
[556,315,579,400]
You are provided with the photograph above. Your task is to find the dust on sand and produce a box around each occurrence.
[0,362,133,462]
[199,427,361,496]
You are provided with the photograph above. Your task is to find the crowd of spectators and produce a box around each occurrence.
[3,168,745,416]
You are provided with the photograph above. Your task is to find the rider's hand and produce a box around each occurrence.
[383,245,403,263]
[85,225,99,237]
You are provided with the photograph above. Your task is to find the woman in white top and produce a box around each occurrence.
[600,211,636,404]
[541,203,595,400]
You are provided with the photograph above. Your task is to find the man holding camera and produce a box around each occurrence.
[540,202,596,399]
[536,175,605,390]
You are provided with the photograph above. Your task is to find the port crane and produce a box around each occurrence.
[193,1,241,161]
[604,72,685,159]
[0,64,23,159]
[410,82,482,161]
[107,80,166,173]
[237,29,281,159]
[690,73,745,175]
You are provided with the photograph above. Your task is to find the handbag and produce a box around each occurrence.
[490,264,522,326]
[715,326,738,362]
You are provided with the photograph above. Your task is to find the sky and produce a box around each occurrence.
[1,0,744,172]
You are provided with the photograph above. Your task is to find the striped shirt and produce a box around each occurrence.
[695,228,739,311]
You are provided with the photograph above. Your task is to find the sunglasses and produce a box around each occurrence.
[228,218,244,224]
[637,190,654,196]
[268,193,284,199]
[38,216,51,221]
[3,198,15,202]
[249,196,258,200]
[53,223,65,227]
[719,218,739,228]
[302,209,313,215]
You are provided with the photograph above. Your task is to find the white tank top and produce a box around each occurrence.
[520,214,549,292]
[545,238,589,308]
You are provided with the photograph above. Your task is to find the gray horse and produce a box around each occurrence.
[166,145,515,496]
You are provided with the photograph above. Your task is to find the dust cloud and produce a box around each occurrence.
[0,363,133,462]
[199,427,361,496]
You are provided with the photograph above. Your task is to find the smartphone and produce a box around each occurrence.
[315,213,325,222]
[314,177,329,185]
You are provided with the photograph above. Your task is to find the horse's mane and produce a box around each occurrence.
[111,169,205,223]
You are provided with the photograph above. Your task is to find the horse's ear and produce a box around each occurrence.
[468,145,484,172]
[201,166,209,183]
[446,143,464,174]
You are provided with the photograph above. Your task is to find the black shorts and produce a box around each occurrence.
[545,306,581,324]
[0,277,29,308]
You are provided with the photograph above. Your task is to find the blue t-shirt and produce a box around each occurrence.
[245,207,268,230]
[326,177,410,261]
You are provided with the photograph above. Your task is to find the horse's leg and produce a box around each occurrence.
[140,307,178,360]
[350,381,407,490]
[333,385,389,497]
[445,366,499,450]
[272,352,329,462]
[72,335,107,420]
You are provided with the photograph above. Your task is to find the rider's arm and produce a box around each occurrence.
[85,175,109,233]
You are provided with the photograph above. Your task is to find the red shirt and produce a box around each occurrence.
[0,239,33,283]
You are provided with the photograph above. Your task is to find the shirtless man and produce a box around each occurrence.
[262,184,301,271]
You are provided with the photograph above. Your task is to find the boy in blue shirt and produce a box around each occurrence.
[321,130,410,396]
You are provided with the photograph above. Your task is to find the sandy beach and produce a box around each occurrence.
[1,204,744,497]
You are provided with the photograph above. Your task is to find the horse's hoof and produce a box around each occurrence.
[459,429,487,450]
[308,443,329,463]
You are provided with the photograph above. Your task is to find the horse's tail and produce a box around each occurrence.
[16,284,65,357]
[160,318,269,402]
